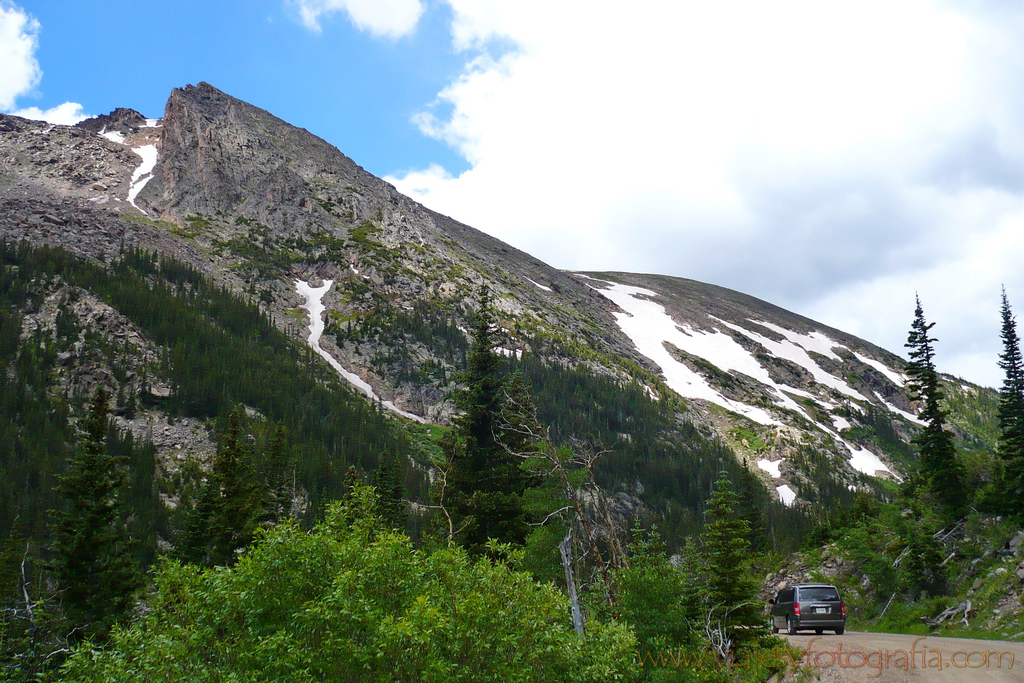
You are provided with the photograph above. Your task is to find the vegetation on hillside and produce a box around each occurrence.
[3,235,1021,680]
[0,240,422,677]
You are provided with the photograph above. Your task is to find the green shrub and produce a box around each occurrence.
[61,487,637,682]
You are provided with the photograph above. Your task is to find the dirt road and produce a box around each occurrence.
[783,631,1024,682]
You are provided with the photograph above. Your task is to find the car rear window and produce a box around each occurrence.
[799,587,840,601]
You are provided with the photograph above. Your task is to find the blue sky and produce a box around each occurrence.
[7,0,1024,387]
[13,0,469,178]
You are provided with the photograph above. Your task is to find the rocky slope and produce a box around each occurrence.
[0,82,999,512]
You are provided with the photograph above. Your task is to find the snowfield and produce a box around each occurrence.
[853,350,905,386]
[525,276,553,292]
[757,459,783,478]
[586,276,911,482]
[592,279,781,426]
[99,128,125,144]
[127,144,158,213]
[295,279,425,423]
[844,441,893,477]
[776,485,797,506]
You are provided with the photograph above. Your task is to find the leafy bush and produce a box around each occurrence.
[61,486,637,682]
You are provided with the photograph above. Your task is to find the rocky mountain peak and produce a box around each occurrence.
[150,81,373,225]
[75,107,149,136]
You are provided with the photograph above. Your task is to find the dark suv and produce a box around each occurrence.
[769,583,846,635]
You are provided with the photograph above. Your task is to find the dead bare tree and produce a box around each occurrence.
[1,544,71,675]
[416,456,471,545]
[494,384,630,622]
[559,528,584,634]
[20,543,34,625]
[921,599,975,629]
[702,600,760,669]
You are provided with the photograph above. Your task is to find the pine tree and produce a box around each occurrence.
[736,467,769,552]
[996,289,1024,515]
[49,388,140,641]
[176,410,262,566]
[262,423,292,523]
[700,473,768,651]
[904,297,967,516]
[372,453,407,531]
[900,524,947,599]
[441,288,533,553]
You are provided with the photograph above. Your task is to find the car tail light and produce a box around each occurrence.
[840,602,846,616]
[793,602,800,616]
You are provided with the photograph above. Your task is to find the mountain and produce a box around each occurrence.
[0,83,999,546]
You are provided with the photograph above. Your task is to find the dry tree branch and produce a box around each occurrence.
[529,505,573,527]
[494,385,624,594]
[20,543,34,624]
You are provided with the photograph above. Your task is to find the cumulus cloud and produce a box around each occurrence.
[0,1,40,110]
[0,3,89,124]
[12,101,89,125]
[385,0,1024,386]
[291,0,424,38]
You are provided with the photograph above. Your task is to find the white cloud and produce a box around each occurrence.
[292,0,424,38]
[0,3,89,124]
[386,0,1024,387]
[0,1,40,110]
[12,101,88,125]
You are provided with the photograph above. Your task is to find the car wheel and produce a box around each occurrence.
[787,616,798,634]
[835,627,845,635]
[771,618,779,634]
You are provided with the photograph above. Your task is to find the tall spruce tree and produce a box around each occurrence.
[372,453,407,531]
[900,524,947,599]
[176,410,262,566]
[49,388,140,641]
[904,297,967,516]
[262,423,292,523]
[996,289,1024,515]
[440,288,533,553]
[736,467,769,552]
[700,473,768,651]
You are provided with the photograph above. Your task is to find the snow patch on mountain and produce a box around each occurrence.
[127,144,158,213]
[525,277,552,292]
[590,279,833,424]
[777,485,797,506]
[832,415,852,431]
[753,320,843,361]
[853,351,905,386]
[844,440,893,477]
[590,279,780,426]
[295,279,425,423]
[588,276,908,480]
[881,398,926,426]
[99,128,125,144]
[719,319,861,400]
[758,459,783,478]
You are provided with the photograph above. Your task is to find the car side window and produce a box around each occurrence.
[780,588,793,603]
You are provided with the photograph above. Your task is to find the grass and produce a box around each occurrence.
[120,212,179,232]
